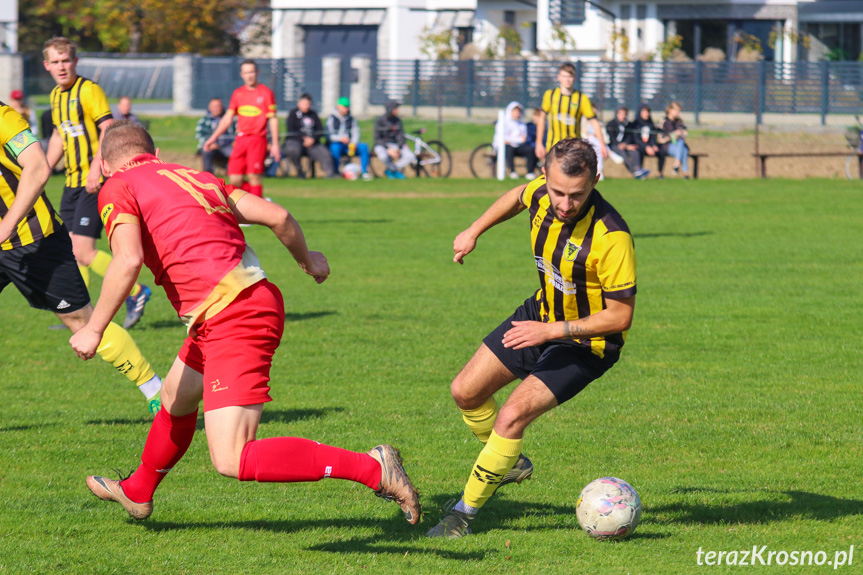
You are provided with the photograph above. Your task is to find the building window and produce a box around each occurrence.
[550,0,586,25]
[456,27,474,52]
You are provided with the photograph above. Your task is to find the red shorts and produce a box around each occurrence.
[178,280,285,412]
[228,135,267,175]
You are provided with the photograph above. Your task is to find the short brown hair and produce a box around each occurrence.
[558,63,576,77]
[240,59,258,71]
[43,37,77,60]
[546,138,597,180]
[665,100,682,115]
[102,120,156,165]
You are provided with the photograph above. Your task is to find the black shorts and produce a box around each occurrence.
[0,228,91,313]
[60,186,102,238]
[483,296,616,405]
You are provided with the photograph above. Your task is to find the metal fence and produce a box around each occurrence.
[20,53,863,123]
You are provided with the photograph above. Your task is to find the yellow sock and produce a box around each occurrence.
[462,430,522,510]
[460,397,499,444]
[96,322,156,386]
[78,265,90,289]
[88,250,112,278]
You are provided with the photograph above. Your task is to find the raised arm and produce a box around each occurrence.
[453,183,527,265]
[0,141,51,245]
[229,192,329,283]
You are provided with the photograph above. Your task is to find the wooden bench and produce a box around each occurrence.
[754,152,863,179]
[641,153,707,179]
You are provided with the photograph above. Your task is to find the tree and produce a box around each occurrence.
[19,0,265,55]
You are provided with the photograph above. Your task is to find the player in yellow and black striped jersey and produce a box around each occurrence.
[43,36,152,329]
[535,63,609,164]
[0,103,163,414]
[427,138,636,539]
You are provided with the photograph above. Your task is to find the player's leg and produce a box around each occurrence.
[57,305,162,410]
[451,343,517,443]
[86,355,203,518]
[242,136,267,197]
[227,136,250,190]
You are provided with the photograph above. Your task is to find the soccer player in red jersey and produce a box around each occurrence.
[203,59,280,198]
[72,121,420,524]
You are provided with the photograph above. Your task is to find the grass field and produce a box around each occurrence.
[1,175,862,574]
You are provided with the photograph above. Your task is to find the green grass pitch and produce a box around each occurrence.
[1,175,861,573]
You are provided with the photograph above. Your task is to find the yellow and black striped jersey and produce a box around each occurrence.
[49,76,112,187]
[540,88,595,149]
[0,105,62,250]
[520,175,636,359]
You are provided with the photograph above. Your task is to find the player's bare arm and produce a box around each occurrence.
[69,223,144,360]
[46,129,64,170]
[268,116,281,163]
[204,110,236,150]
[502,296,635,350]
[230,193,329,283]
[453,184,528,265]
[0,141,51,245]
[86,118,114,194]
[535,111,547,160]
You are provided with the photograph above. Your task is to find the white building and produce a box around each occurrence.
[271,0,863,63]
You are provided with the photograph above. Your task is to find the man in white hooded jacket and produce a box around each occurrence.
[495,102,537,179]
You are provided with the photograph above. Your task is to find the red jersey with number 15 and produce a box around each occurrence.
[99,154,266,327]
[228,84,277,137]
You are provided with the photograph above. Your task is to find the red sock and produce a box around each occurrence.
[248,184,263,198]
[238,437,381,489]
[120,409,198,503]
[240,181,252,193]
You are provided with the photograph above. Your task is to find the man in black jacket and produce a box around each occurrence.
[606,106,649,179]
[373,101,416,179]
[284,94,335,178]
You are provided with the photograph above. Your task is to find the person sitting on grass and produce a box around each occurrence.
[373,101,416,180]
[327,97,372,181]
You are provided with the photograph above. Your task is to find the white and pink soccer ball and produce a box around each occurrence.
[576,477,642,540]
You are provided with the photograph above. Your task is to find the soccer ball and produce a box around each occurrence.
[575,477,642,540]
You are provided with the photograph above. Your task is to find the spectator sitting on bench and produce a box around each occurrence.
[606,106,649,180]
[495,101,537,180]
[373,100,416,180]
[285,93,336,179]
[327,97,372,181]
[196,97,235,175]
[661,101,690,179]
[631,103,667,178]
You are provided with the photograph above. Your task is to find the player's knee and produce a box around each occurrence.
[494,405,532,437]
[209,450,240,479]
[450,377,484,410]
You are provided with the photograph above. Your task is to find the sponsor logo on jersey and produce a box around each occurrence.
[535,256,576,295]
[564,239,582,262]
[238,105,263,117]
[60,120,85,138]
[100,203,114,225]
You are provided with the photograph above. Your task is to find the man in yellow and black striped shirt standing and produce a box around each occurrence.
[535,63,609,165]
[0,103,162,414]
[427,138,636,539]
[43,36,151,329]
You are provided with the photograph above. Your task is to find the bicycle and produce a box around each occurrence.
[370,129,452,178]
[469,142,537,179]
[844,115,862,180]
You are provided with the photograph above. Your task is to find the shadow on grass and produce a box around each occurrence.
[85,408,343,428]
[634,231,713,240]
[285,310,337,322]
[144,319,184,330]
[651,487,863,524]
[0,423,58,432]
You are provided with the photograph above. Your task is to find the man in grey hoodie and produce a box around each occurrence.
[373,101,416,179]
[327,97,371,180]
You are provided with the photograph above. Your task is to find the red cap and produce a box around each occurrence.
[10,90,24,100]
